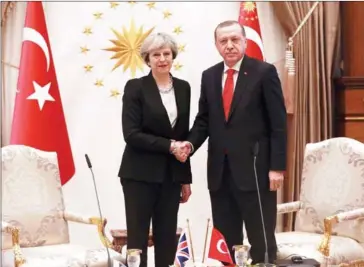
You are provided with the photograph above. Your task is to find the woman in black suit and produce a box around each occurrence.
[118,32,192,267]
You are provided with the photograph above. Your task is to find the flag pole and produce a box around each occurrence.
[202,218,210,263]
[186,219,195,262]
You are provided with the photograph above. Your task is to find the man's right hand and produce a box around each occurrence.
[173,141,192,162]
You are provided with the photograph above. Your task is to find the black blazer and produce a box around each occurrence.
[188,56,287,191]
[118,72,192,184]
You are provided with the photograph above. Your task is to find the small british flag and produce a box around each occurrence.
[174,230,191,267]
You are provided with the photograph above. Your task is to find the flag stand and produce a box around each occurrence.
[201,218,210,263]
[186,219,195,263]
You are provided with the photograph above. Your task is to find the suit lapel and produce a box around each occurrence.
[143,72,173,132]
[228,56,252,121]
[214,62,225,121]
[172,77,184,128]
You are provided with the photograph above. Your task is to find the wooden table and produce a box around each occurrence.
[110,227,183,253]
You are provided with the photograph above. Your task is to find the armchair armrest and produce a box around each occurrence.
[2,221,26,267]
[58,211,113,248]
[318,208,364,257]
[277,201,303,214]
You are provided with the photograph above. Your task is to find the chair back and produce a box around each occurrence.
[295,137,364,243]
[2,145,70,249]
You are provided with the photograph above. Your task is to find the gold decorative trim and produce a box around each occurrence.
[344,116,364,121]
[89,217,113,248]
[6,225,26,267]
[318,215,338,256]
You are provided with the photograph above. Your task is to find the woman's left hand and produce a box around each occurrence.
[180,184,192,203]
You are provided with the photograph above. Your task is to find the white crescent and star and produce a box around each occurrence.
[217,239,229,254]
[243,25,265,60]
[23,27,50,71]
[27,81,55,110]
[21,27,54,111]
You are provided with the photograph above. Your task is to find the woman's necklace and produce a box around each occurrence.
[158,76,173,94]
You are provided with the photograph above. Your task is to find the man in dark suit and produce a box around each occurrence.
[180,20,287,264]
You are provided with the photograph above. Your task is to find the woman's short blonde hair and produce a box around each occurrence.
[140,32,178,64]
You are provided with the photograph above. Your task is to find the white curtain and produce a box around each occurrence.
[1,2,26,146]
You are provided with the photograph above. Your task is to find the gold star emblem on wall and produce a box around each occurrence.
[110,2,119,9]
[163,10,172,19]
[173,26,182,35]
[173,62,183,71]
[84,65,93,72]
[83,27,93,35]
[103,19,155,77]
[80,46,90,54]
[79,3,187,98]
[94,79,104,87]
[110,89,121,98]
[178,44,186,53]
[243,2,256,12]
[93,12,103,19]
[146,2,156,10]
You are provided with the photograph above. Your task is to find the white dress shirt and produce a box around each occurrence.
[159,88,177,128]
[222,57,244,92]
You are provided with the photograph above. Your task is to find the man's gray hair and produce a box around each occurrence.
[214,20,246,39]
[140,32,178,64]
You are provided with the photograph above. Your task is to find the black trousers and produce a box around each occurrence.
[122,178,181,267]
[209,157,277,264]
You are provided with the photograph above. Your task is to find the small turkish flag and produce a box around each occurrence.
[10,2,75,185]
[238,1,264,61]
[207,227,234,265]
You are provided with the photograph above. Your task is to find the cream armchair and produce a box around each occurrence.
[1,145,125,267]
[276,137,364,265]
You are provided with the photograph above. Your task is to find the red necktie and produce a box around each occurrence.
[222,69,235,120]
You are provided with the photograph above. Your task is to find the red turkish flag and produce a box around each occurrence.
[207,227,233,265]
[238,1,264,61]
[10,2,75,185]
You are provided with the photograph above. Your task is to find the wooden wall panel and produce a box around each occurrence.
[335,2,364,143]
[341,2,364,77]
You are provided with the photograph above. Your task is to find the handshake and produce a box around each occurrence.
[170,141,192,163]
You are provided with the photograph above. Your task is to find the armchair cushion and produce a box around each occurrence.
[277,232,364,265]
[2,244,125,267]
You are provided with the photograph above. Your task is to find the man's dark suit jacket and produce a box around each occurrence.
[119,72,192,184]
[188,55,287,191]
